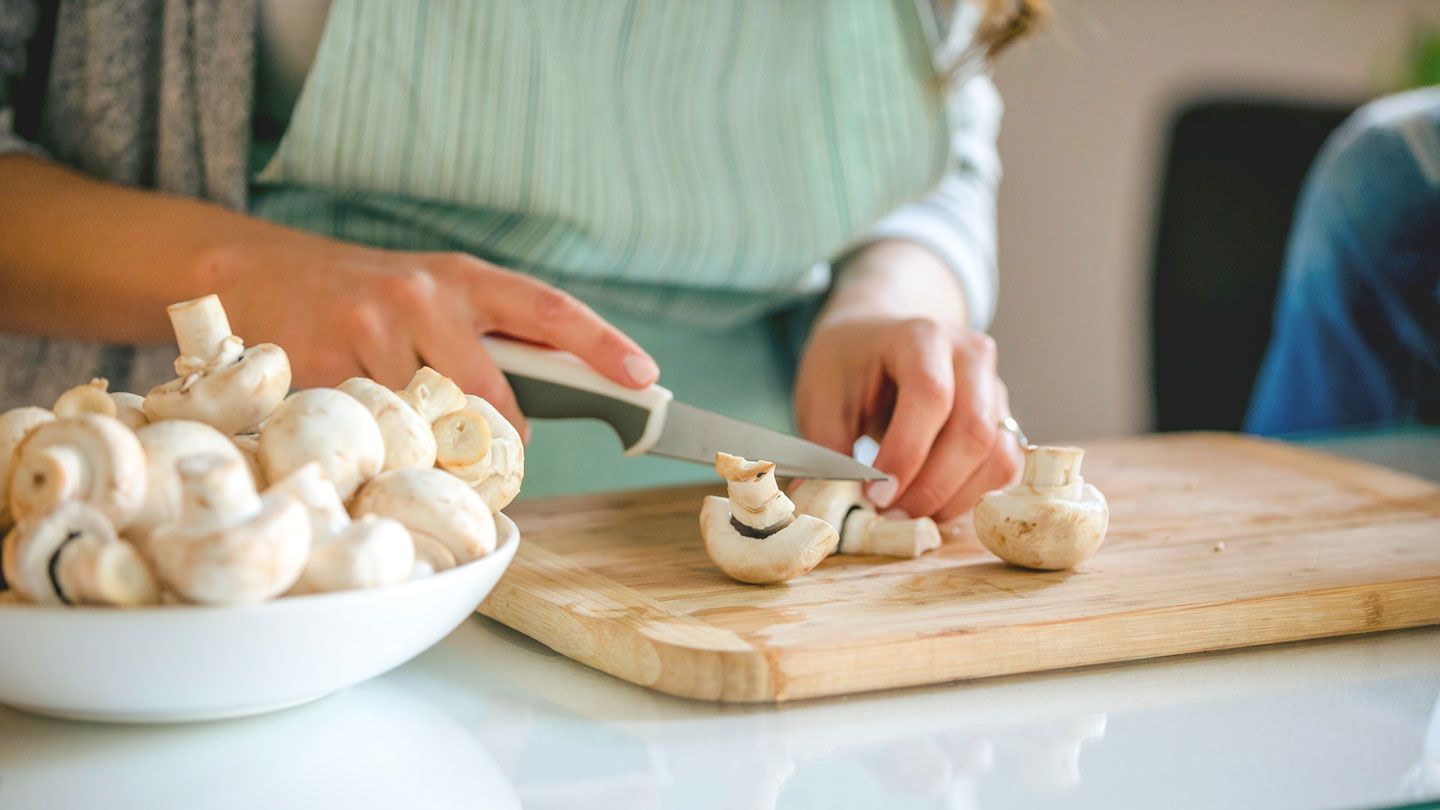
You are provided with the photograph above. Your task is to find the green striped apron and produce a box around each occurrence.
[253,0,948,497]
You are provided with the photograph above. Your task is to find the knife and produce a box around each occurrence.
[482,337,887,481]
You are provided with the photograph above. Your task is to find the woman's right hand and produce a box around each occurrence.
[203,238,659,440]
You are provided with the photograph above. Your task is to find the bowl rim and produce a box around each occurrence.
[0,513,519,618]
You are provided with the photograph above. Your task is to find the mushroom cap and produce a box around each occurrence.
[109,392,150,430]
[53,378,117,419]
[0,406,57,528]
[337,377,438,471]
[352,467,496,564]
[972,484,1108,570]
[789,479,867,531]
[1,499,157,606]
[148,455,311,604]
[231,432,266,488]
[128,419,251,549]
[699,495,838,585]
[267,462,349,541]
[258,388,386,501]
[292,515,415,594]
[411,532,459,578]
[434,395,526,514]
[7,415,147,530]
[143,342,292,434]
[399,366,466,423]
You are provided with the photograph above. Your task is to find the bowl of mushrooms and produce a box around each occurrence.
[0,295,525,723]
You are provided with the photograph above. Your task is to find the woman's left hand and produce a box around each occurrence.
[794,241,1021,523]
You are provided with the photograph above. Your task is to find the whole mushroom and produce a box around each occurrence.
[148,453,311,604]
[433,395,526,513]
[700,453,838,585]
[109,392,150,430]
[269,463,415,593]
[143,294,292,434]
[257,388,386,501]
[0,406,56,530]
[351,467,496,573]
[336,377,437,471]
[1,500,158,606]
[7,415,147,530]
[126,419,252,551]
[790,479,941,559]
[52,378,117,419]
[973,445,1109,570]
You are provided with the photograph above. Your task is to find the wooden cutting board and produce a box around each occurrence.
[479,433,1440,702]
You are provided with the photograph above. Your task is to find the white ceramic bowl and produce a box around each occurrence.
[0,514,519,723]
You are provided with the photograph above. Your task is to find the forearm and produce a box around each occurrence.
[820,240,970,330]
[0,155,318,344]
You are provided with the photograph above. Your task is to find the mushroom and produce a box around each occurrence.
[269,463,414,593]
[0,406,56,530]
[790,479,941,559]
[52,378,117,418]
[7,415,147,530]
[351,467,496,572]
[147,453,310,604]
[231,432,266,487]
[336,377,437,471]
[700,453,838,585]
[1,500,159,606]
[109,392,150,430]
[432,395,525,513]
[126,419,252,550]
[396,366,466,423]
[257,388,386,501]
[973,445,1108,570]
[143,294,292,434]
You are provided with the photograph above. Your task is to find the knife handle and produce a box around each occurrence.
[481,336,673,455]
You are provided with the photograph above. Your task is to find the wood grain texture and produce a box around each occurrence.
[479,433,1440,702]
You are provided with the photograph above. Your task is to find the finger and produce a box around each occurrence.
[465,265,659,388]
[414,312,531,442]
[346,303,421,389]
[934,430,1022,524]
[866,321,955,508]
[794,366,863,456]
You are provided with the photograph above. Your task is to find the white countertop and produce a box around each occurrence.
[2,433,1438,810]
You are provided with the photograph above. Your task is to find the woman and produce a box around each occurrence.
[0,0,1038,519]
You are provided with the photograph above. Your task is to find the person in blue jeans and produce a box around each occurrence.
[1247,87,1440,435]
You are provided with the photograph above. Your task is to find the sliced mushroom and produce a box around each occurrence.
[790,479,940,559]
[0,406,56,530]
[52,378,117,418]
[269,463,415,593]
[1,500,159,606]
[336,377,437,471]
[351,467,496,571]
[973,445,1109,570]
[126,419,252,551]
[700,453,838,585]
[148,453,311,604]
[143,294,292,434]
[397,366,466,423]
[109,392,150,430]
[7,415,147,530]
[257,388,385,501]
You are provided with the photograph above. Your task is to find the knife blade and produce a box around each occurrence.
[482,337,886,481]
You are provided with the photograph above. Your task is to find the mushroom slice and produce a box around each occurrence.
[714,452,794,531]
[258,388,386,501]
[269,463,414,593]
[458,395,525,514]
[148,453,311,604]
[398,366,466,423]
[0,406,56,530]
[699,496,836,585]
[1,500,159,606]
[143,295,293,434]
[790,479,941,559]
[7,415,147,530]
[109,392,150,430]
[52,378,118,418]
[337,377,438,472]
[973,445,1109,570]
[127,420,252,552]
[352,468,496,566]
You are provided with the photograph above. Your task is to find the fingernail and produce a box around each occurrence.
[623,353,659,386]
[867,476,898,509]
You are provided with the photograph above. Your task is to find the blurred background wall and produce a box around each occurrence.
[988,0,1440,441]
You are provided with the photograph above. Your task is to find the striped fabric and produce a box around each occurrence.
[254,0,948,328]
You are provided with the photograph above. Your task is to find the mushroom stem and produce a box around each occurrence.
[715,452,794,530]
[839,511,941,558]
[432,409,493,484]
[55,535,159,607]
[1021,445,1083,489]
[169,294,236,362]
[177,454,263,525]
[28,445,85,507]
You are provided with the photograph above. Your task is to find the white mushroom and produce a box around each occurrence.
[1,500,159,606]
[396,366,466,423]
[148,453,310,604]
[336,377,437,471]
[410,533,459,578]
[269,463,414,593]
[700,453,838,585]
[143,294,292,434]
[435,395,525,514]
[973,445,1109,570]
[257,388,385,501]
[231,432,266,488]
[126,419,252,550]
[352,467,496,571]
[52,378,117,418]
[7,415,147,530]
[109,392,150,430]
[790,479,941,559]
[0,406,56,530]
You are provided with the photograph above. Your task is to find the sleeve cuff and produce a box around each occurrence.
[861,203,998,332]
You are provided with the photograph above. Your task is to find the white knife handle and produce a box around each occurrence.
[481,336,673,456]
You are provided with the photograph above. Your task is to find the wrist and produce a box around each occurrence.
[819,240,969,330]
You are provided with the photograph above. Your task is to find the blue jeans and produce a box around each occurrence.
[1246,88,1440,435]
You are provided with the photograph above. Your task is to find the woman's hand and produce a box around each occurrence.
[794,241,1020,522]
[204,238,659,440]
